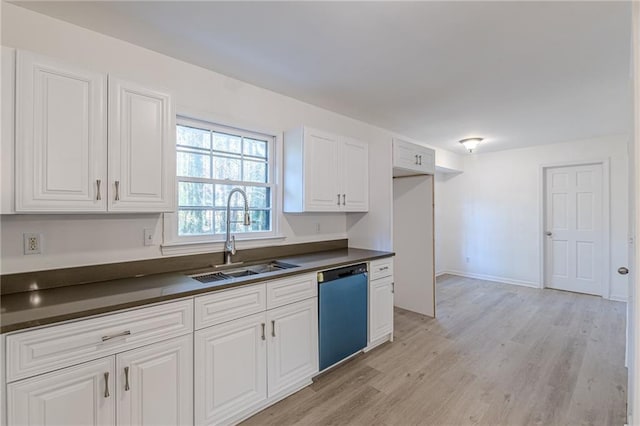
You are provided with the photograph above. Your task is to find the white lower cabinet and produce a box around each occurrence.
[8,356,116,426]
[195,280,319,425]
[267,298,318,397]
[7,335,193,426]
[369,275,394,342]
[195,313,268,426]
[117,335,193,426]
[368,258,395,347]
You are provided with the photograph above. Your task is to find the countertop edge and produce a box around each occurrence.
[1,250,394,334]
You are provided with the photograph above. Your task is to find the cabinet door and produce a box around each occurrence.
[369,276,394,342]
[417,146,435,174]
[392,139,420,173]
[8,357,115,426]
[341,137,369,212]
[108,77,175,212]
[267,298,319,397]
[2,47,16,214]
[195,312,267,425]
[303,128,341,211]
[15,50,107,212]
[116,335,192,426]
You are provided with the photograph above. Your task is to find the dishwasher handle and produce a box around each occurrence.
[318,263,368,283]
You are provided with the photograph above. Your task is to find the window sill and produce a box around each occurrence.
[161,234,287,256]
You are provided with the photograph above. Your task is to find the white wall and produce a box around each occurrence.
[0,3,462,274]
[436,134,630,300]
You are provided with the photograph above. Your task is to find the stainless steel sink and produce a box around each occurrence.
[189,261,298,284]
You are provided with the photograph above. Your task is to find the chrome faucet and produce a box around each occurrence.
[224,188,251,265]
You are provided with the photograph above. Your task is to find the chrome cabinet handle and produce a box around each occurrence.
[115,181,120,201]
[124,366,130,391]
[415,154,419,165]
[96,179,102,201]
[618,267,629,275]
[342,194,346,205]
[104,372,110,398]
[545,231,552,237]
[337,194,340,206]
[418,155,423,165]
[271,320,276,337]
[102,330,131,342]
[392,282,395,294]
[379,266,389,271]
[261,323,266,340]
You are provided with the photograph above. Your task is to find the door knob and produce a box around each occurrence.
[618,267,629,275]
[545,231,552,236]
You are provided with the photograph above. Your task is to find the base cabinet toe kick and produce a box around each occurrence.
[1,257,394,426]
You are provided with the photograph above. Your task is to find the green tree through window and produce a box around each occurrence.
[176,119,274,238]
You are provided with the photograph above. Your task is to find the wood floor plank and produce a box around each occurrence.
[242,274,627,425]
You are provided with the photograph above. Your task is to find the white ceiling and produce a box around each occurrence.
[12,1,633,154]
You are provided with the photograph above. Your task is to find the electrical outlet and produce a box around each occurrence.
[144,228,154,246]
[23,233,42,255]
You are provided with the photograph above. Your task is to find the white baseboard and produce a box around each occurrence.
[435,270,447,278]
[608,294,629,302]
[442,270,540,289]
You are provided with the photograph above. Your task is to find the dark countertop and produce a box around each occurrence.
[0,248,393,333]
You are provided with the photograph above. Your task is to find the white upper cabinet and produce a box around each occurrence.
[392,138,435,176]
[2,47,16,214]
[301,127,341,211]
[108,77,175,212]
[284,126,369,212]
[13,50,175,213]
[15,50,108,212]
[341,136,369,212]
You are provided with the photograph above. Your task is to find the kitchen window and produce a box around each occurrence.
[166,117,277,247]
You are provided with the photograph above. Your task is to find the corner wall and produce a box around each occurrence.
[436,134,630,300]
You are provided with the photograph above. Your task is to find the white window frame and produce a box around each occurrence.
[162,116,282,254]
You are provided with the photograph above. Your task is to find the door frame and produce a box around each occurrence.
[538,159,611,298]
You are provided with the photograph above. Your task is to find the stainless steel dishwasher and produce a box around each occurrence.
[318,263,368,371]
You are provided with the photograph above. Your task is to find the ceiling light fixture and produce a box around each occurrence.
[459,137,483,153]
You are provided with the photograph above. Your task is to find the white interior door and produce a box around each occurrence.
[544,164,604,296]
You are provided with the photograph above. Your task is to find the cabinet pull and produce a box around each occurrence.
[418,155,423,165]
[261,323,266,341]
[379,266,389,271]
[271,320,276,337]
[115,181,120,201]
[124,366,130,391]
[392,282,395,294]
[415,154,419,165]
[342,194,346,206]
[104,372,110,398]
[102,330,131,342]
[337,194,340,206]
[96,179,102,201]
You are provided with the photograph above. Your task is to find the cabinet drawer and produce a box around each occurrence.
[266,273,317,309]
[369,258,394,280]
[195,283,266,330]
[6,299,193,382]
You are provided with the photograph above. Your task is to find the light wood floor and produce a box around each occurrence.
[243,274,627,425]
